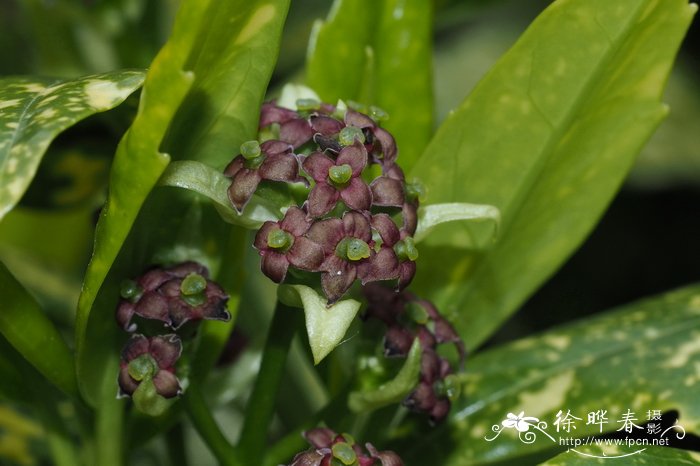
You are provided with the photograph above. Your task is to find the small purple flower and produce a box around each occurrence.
[370,164,405,208]
[260,102,314,148]
[370,214,417,290]
[118,334,182,398]
[307,211,398,303]
[253,206,324,283]
[287,428,404,466]
[345,109,397,168]
[302,142,372,218]
[116,261,230,331]
[224,140,301,213]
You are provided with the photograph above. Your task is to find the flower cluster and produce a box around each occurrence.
[364,285,465,424]
[115,262,230,403]
[288,427,403,466]
[225,99,421,303]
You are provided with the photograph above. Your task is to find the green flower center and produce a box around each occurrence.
[405,179,426,202]
[338,126,365,146]
[120,279,143,302]
[368,105,389,122]
[240,140,262,160]
[180,273,208,307]
[296,98,320,111]
[128,354,158,382]
[267,227,294,251]
[328,164,353,185]
[394,237,419,262]
[336,237,371,261]
[331,442,357,465]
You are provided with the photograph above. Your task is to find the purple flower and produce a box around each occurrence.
[370,214,417,290]
[260,102,314,148]
[370,164,405,208]
[116,261,230,331]
[287,428,404,466]
[118,334,182,398]
[307,211,398,303]
[345,109,397,168]
[224,140,301,212]
[302,142,372,218]
[253,206,324,283]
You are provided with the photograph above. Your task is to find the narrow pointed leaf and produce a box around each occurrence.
[0,262,77,398]
[0,71,144,220]
[409,0,697,349]
[402,284,700,465]
[348,338,421,413]
[278,284,361,364]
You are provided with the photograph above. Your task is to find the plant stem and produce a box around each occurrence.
[165,423,189,466]
[237,301,301,462]
[183,383,241,466]
[95,358,124,466]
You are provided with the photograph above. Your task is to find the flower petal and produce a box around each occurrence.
[370,177,404,207]
[402,202,418,235]
[306,217,344,254]
[384,325,414,357]
[228,168,261,212]
[339,178,372,212]
[403,381,436,412]
[341,211,372,241]
[280,119,314,148]
[321,263,357,303]
[121,334,149,361]
[373,127,397,165]
[254,221,279,250]
[223,156,245,178]
[259,153,299,182]
[152,370,181,398]
[306,183,339,218]
[149,334,182,369]
[287,236,325,272]
[116,301,136,331]
[304,427,336,449]
[279,206,311,236]
[397,261,417,290]
[117,366,139,396]
[260,102,298,126]
[345,109,376,129]
[429,398,451,424]
[336,142,368,176]
[302,152,335,182]
[260,139,293,156]
[371,214,400,246]
[260,251,290,283]
[358,247,399,284]
[310,115,344,135]
[134,292,170,324]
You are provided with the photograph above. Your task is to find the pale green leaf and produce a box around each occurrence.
[278,284,361,364]
[0,70,144,220]
[157,160,283,228]
[410,0,697,349]
[542,445,700,465]
[348,338,421,413]
[414,202,500,248]
[402,284,700,465]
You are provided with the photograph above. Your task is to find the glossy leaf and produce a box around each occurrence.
[306,0,433,168]
[157,160,283,228]
[0,262,77,398]
[0,71,144,220]
[542,445,700,465]
[403,284,700,465]
[409,0,697,349]
[414,202,500,247]
[164,0,291,169]
[348,338,421,413]
[278,284,361,364]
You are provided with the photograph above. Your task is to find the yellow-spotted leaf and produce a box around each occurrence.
[0,71,144,220]
[410,0,697,349]
[399,285,700,465]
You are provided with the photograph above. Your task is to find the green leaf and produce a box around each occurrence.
[278,284,361,364]
[409,0,697,349]
[414,202,500,248]
[306,0,373,103]
[0,70,145,220]
[403,284,700,465]
[164,0,291,169]
[348,338,421,413]
[0,262,77,398]
[157,160,283,228]
[541,445,700,465]
[306,0,433,168]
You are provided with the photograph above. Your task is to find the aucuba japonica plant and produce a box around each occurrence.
[0,0,698,465]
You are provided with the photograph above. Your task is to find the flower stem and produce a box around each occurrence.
[183,383,241,466]
[237,301,301,462]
